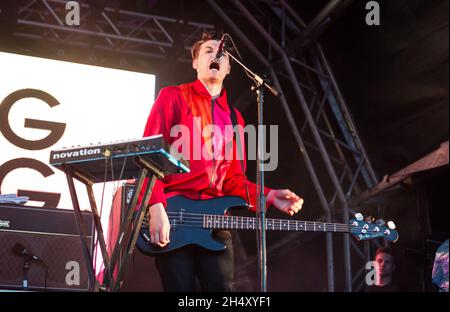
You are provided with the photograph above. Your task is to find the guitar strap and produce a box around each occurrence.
[229,105,252,208]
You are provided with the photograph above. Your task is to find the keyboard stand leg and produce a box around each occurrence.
[109,156,165,291]
[64,164,115,291]
[108,168,148,287]
[112,174,157,291]
[85,183,115,290]
[65,173,99,291]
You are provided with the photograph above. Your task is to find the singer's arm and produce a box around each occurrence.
[140,87,181,248]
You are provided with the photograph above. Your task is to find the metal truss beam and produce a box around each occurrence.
[13,0,214,62]
[209,0,382,292]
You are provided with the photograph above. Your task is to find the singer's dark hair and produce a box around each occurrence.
[190,31,234,62]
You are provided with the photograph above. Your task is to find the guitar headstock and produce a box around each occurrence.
[349,213,399,242]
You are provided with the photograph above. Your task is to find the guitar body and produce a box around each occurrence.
[136,195,247,255]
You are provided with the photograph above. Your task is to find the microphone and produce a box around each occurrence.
[212,36,227,63]
[13,243,42,262]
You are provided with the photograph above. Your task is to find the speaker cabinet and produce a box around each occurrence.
[0,204,94,291]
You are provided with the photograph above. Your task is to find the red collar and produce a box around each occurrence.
[191,79,230,112]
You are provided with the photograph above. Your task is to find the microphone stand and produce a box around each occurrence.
[225,51,280,292]
[22,258,30,290]
[18,251,48,290]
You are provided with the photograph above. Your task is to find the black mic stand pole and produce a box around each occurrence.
[225,51,280,292]
[22,257,30,290]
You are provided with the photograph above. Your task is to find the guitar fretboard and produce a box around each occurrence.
[202,214,350,233]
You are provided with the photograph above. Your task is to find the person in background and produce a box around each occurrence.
[432,239,449,292]
[364,247,400,292]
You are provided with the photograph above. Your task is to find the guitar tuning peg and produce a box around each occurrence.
[365,216,375,223]
[376,219,386,226]
[387,221,396,230]
[355,213,363,221]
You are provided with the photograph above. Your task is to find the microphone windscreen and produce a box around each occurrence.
[12,243,25,256]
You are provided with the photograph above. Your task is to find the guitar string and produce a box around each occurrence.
[142,219,388,233]
[143,217,378,230]
[161,213,380,230]
[165,211,376,224]
[143,219,362,230]
[172,223,378,232]
[165,213,362,223]
[167,219,351,228]
[148,223,387,235]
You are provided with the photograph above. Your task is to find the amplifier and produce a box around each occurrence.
[0,204,94,291]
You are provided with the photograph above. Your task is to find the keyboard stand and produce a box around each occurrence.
[108,156,164,291]
[62,155,166,292]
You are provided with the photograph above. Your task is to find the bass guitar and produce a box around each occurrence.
[136,196,399,255]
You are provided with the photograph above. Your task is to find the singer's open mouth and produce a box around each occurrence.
[209,62,220,71]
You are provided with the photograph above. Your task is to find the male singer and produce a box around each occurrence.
[142,31,303,291]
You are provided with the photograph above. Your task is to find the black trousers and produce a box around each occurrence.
[154,230,234,292]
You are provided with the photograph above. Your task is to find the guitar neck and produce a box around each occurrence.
[202,214,350,233]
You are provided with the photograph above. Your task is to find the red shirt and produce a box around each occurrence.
[141,79,271,212]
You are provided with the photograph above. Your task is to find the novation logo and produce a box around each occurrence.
[52,148,102,160]
[0,220,11,228]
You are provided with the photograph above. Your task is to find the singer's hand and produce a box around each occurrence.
[148,203,170,247]
[267,189,304,216]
